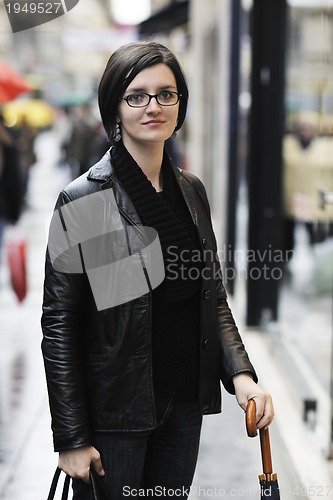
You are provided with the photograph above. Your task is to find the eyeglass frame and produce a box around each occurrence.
[120,91,182,108]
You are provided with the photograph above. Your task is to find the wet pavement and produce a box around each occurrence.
[0,130,67,499]
[0,130,332,499]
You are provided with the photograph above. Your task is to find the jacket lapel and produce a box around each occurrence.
[172,165,199,227]
[87,149,142,226]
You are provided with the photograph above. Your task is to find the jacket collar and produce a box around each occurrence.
[87,147,198,227]
[173,163,198,226]
[87,149,113,182]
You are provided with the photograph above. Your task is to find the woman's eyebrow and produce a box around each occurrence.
[126,84,177,93]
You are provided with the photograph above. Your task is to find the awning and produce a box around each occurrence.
[139,0,189,36]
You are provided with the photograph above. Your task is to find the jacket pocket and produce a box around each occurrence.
[84,353,155,430]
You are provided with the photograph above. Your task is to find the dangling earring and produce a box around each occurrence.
[172,123,178,139]
[113,123,121,142]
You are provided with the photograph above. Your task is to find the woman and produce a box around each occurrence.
[41,41,274,499]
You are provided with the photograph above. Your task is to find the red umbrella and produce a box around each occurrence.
[0,61,32,104]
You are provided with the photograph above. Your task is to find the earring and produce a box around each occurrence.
[113,123,121,142]
[172,124,178,139]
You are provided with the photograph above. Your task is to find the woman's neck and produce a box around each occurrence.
[122,139,164,192]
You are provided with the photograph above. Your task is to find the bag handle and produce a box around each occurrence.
[90,467,111,499]
[47,467,71,500]
[245,399,273,477]
[47,467,109,500]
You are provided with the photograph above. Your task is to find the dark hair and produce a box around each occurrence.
[98,41,189,144]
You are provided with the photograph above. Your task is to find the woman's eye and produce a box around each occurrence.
[128,94,144,103]
[159,91,172,100]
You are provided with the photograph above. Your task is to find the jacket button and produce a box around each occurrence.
[203,339,209,349]
[202,238,207,249]
[204,290,211,299]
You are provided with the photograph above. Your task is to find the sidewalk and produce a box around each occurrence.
[230,280,333,499]
[0,130,330,499]
[0,130,68,498]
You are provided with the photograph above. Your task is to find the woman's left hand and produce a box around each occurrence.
[232,373,274,430]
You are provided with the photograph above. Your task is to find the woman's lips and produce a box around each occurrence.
[143,120,165,126]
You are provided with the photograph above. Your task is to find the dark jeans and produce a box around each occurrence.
[72,396,202,499]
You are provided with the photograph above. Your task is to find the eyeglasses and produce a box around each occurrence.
[121,91,182,108]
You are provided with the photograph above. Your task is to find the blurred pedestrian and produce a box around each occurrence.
[41,41,274,499]
[0,113,23,260]
[68,104,95,178]
[15,114,37,198]
[283,111,333,256]
[54,106,73,169]
[88,120,110,166]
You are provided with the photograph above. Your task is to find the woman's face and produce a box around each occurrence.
[117,63,179,150]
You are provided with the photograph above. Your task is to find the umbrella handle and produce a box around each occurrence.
[259,427,273,476]
[245,399,257,437]
[246,399,273,476]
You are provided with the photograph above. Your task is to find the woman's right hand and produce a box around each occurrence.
[58,446,105,483]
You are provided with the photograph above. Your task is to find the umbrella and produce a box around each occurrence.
[54,92,94,108]
[2,98,55,128]
[246,399,281,499]
[0,61,32,103]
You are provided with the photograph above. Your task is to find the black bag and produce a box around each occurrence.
[47,467,110,500]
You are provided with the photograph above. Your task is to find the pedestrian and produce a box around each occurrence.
[41,41,274,499]
[54,106,73,169]
[15,114,37,198]
[67,103,95,178]
[0,114,23,260]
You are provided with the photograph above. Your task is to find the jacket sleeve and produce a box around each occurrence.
[41,190,92,452]
[189,173,258,394]
[216,290,258,394]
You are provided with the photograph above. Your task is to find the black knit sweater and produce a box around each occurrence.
[111,143,202,399]
[151,188,201,399]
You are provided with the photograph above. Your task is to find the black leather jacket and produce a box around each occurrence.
[41,150,257,452]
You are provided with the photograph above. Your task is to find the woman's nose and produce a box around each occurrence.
[146,96,161,112]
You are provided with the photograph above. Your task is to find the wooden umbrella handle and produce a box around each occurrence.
[245,399,257,437]
[259,427,273,475]
[245,399,273,476]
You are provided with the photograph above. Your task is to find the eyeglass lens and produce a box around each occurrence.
[125,92,179,107]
